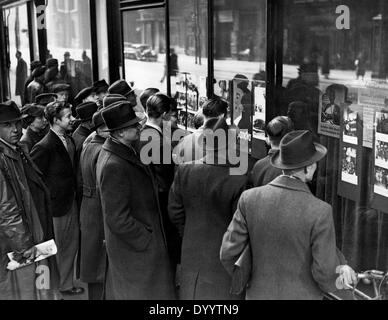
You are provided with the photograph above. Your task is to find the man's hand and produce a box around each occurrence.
[22,246,37,262]
[337,265,357,290]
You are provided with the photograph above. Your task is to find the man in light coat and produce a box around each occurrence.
[220,130,356,300]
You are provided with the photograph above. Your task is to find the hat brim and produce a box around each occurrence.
[0,114,29,124]
[103,116,143,132]
[270,143,327,170]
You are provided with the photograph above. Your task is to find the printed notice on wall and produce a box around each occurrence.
[253,82,266,141]
[372,111,388,213]
[359,85,388,148]
[318,84,348,138]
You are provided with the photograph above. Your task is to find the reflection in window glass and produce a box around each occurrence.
[96,0,109,82]
[169,0,208,130]
[281,1,386,140]
[4,4,31,106]
[213,0,267,142]
[122,8,166,93]
[46,0,92,99]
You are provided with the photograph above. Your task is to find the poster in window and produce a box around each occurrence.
[342,103,361,145]
[232,78,253,153]
[337,102,363,201]
[358,85,388,148]
[318,84,346,138]
[252,81,266,141]
[175,72,199,112]
[340,146,358,186]
[372,111,388,212]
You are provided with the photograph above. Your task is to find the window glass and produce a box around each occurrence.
[3,4,32,106]
[122,8,166,93]
[169,0,208,131]
[46,0,92,100]
[213,0,267,148]
[96,0,109,82]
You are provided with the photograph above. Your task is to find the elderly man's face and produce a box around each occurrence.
[0,121,23,145]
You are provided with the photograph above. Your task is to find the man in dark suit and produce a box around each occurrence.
[250,116,293,187]
[15,51,28,105]
[221,131,356,300]
[96,101,175,299]
[31,101,84,296]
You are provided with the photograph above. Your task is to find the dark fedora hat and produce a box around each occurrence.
[76,101,98,122]
[52,83,71,94]
[93,80,109,94]
[92,110,105,130]
[74,86,94,104]
[0,101,28,124]
[32,66,46,78]
[270,130,327,170]
[101,101,142,132]
[46,58,58,68]
[30,60,43,71]
[103,94,127,109]
[35,93,58,106]
[108,80,135,97]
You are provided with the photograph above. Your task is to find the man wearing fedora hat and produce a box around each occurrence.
[168,116,248,299]
[35,93,58,107]
[93,80,109,109]
[96,101,175,299]
[74,86,95,107]
[108,79,146,115]
[221,130,356,300]
[26,66,47,104]
[31,101,84,296]
[79,110,109,300]
[72,101,98,158]
[0,101,59,299]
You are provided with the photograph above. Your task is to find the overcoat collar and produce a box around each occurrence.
[76,124,92,137]
[103,136,144,168]
[269,175,312,195]
[91,134,106,145]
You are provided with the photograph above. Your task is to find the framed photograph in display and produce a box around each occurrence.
[337,102,363,201]
[372,111,388,212]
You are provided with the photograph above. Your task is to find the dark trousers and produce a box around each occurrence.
[88,283,103,300]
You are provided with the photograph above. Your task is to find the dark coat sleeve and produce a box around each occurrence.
[220,192,250,276]
[0,168,34,255]
[99,160,152,252]
[167,167,185,236]
[310,205,342,293]
[30,143,50,176]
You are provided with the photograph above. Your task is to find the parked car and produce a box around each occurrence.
[124,43,158,62]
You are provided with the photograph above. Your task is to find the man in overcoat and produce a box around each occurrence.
[0,101,58,300]
[79,110,108,300]
[168,116,248,299]
[220,130,356,300]
[31,101,83,296]
[96,101,176,300]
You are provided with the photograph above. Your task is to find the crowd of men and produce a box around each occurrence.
[0,61,359,300]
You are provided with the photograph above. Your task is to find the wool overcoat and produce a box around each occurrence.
[79,134,106,283]
[168,160,248,300]
[220,176,345,300]
[96,137,176,300]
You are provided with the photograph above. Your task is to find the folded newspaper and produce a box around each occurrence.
[7,240,57,271]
